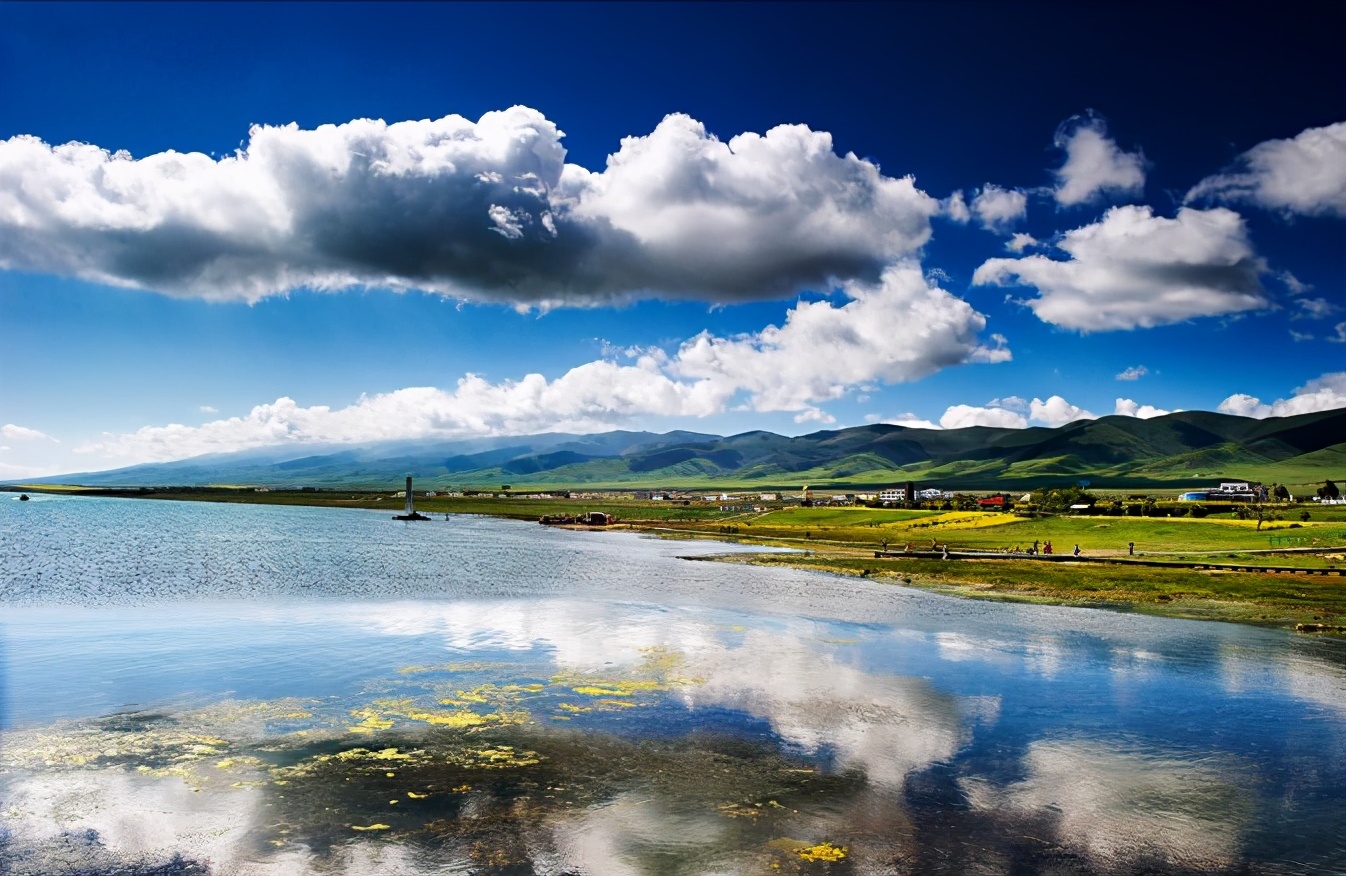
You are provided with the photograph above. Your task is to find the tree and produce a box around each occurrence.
[1031,485,1097,514]
[1318,480,1340,500]
[1273,484,1291,501]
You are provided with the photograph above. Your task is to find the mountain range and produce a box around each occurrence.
[20,408,1346,491]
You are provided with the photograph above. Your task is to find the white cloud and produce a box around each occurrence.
[1029,395,1097,427]
[1294,297,1339,320]
[937,394,1099,429]
[198,405,219,414]
[1052,115,1146,206]
[973,206,1267,331]
[76,264,1009,464]
[939,403,1028,430]
[1,424,55,441]
[793,407,835,425]
[883,413,941,429]
[670,264,1010,412]
[0,110,939,306]
[1005,232,1037,252]
[1330,322,1346,344]
[962,739,1246,872]
[1115,365,1148,381]
[1218,372,1346,418]
[1186,121,1346,217]
[1114,398,1172,418]
[1289,329,1314,342]
[942,190,971,223]
[971,184,1028,230]
[1277,271,1310,295]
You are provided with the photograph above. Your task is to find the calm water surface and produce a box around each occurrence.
[1,495,1343,875]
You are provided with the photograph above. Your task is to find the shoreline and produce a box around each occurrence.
[10,486,1346,632]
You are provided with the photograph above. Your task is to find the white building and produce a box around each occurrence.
[879,488,906,502]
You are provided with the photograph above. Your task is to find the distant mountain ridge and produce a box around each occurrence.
[21,409,1346,491]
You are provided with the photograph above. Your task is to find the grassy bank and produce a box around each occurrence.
[11,485,1346,630]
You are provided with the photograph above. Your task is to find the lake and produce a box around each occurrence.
[1,494,1343,875]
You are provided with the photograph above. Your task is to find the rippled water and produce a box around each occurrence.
[1,495,1344,875]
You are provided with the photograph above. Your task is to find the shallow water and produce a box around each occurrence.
[1,495,1343,875]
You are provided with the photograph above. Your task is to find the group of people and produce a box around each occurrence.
[1009,540,1082,557]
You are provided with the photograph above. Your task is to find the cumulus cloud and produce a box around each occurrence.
[1330,322,1346,344]
[1052,115,1146,206]
[973,206,1267,331]
[936,394,1100,429]
[1,424,56,441]
[971,184,1028,231]
[939,398,1029,429]
[1005,232,1038,253]
[882,413,942,429]
[1030,395,1097,427]
[76,264,1009,464]
[942,190,971,223]
[1115,365,1148,381]
[1218,372,1346,418]
[0,109,939,306]
[1186,121,1346,217]
[1114,398,1172,418]
[669,264,1010,412]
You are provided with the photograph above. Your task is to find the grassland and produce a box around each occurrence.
[10,485,1346,630]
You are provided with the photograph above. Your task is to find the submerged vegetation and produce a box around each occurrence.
[0,659,892,874]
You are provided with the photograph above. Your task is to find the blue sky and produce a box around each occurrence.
[1,2,1343,478]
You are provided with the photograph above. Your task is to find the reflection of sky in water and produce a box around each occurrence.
[1,496,1344,874]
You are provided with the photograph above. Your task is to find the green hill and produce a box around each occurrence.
[18,408,1346,492]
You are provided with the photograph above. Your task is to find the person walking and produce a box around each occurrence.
[1073,544,1081,556]
[1128,541,1135,555]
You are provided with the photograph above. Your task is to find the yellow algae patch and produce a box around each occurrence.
[407,791,429,799]
[334,747,420,762]
[269,747,427,782]
[796,842,848,862]
[556,703,591,714]
[350,823,391,831]
[596,699,639,709]
[404,709,490,728]
[215,756,262,770]
[570,680,664,697]
[135,765,196,781]
[446,745,542,770]
[347,709,395,734]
